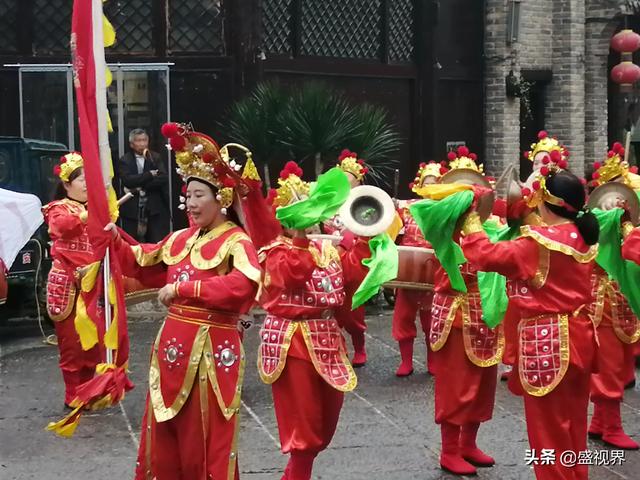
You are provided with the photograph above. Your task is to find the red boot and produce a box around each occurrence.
[351,331,367,367]
[440,422,477,475]
[460,422,495,467]
[61,369,82,407]
[396,338,414,377]
[425,339,435,375]
[588,400,604,439]
[288,452,316,480]
[602,399,640,450]
[281,456,292,480]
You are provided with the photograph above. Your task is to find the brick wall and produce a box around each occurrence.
[484,0,623,178]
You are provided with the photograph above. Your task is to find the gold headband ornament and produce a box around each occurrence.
[524,149,579,212]
[54,152,84,182]
[591,141,639,187]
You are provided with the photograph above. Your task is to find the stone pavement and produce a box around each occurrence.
[1,301,639,479]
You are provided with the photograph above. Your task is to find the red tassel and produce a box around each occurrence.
[161,122,179,138]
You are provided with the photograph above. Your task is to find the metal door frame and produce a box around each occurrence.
[7,62,175,229]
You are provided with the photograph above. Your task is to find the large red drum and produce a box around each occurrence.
[385,246,436,290]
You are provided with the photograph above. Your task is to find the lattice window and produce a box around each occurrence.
[32,0,72,55]
[262,0,292,54]
[168,0,225,54]
[104,0,154,53]
[300,1,382,59]
[0,0,18,53]
[389,0,414,62]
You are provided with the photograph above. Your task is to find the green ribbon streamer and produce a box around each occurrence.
[593,207,640,319]
[409,190,474,293]
[276,167,350,230]
[476,221,519,328]
[352,233,398,310]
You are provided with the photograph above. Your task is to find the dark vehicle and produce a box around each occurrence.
[0,137,68,319]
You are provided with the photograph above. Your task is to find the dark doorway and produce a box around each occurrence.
[519,71,551,181]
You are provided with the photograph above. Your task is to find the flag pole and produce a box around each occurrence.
[92,0,114,365]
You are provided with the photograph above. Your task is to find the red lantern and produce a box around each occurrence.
[611,29,640,55]
[611,61,640,92]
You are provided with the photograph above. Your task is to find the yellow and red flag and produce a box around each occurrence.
[47,0,132,437]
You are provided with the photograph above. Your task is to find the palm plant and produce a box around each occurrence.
[344,103,401,189]
[279,82,356,176]
[224,81,289,167]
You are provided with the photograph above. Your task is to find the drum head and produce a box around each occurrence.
[588,182,640,225]
[440,169,495,221]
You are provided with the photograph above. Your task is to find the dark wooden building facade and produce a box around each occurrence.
[0,0,484,194]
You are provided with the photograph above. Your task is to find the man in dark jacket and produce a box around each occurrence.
[118,128,170,242]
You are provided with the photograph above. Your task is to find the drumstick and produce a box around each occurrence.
[393,169,400,198]
[624,130,631,165]
[264,164,271,190]
[117,192,134,206]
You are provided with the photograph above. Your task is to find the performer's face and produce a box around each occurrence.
[421,176,438,186]
[346,172,361,188]
[185,180,223,229]
[64,169,87,203]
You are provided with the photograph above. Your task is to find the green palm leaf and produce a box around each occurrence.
[279,82,356,174]
[344,103,401,189]
[224,81,289,165]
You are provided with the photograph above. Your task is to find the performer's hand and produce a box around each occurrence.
[158,283,177,306]
[103,223,119,239]
[150,170,159,177]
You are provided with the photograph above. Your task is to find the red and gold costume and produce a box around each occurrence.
[324,149,369,367]
[258,235,369,480]
[123,123,261,480]
[392,162,447,376]
[44,196,102,405]
[426,148,504,475]
[587,143,640,450]
[255,161,370,480]
[622,226,640,264]
[462,214,598,480]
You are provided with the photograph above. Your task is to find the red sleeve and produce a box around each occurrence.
[111,229,167,288]
[461,232,539,281]
[176,268,258,311]
[622,228,640,264]
[340,236,371,290]
[47,205,84,240]
[264,237,317,289]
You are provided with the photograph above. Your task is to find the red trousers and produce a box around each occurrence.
[335,304,366,336]
[134,384,240,480]
[272,356,344,455]
[432,328,497,425]
[391,289,433,342]
[54,312,101,405]
[591,326,636,401]
[523,365,591,480]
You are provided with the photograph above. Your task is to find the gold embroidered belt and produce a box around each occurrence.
[167,304,239,328]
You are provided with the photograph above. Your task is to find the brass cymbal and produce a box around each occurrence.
[588,182,639,226]
[440,168,495,221]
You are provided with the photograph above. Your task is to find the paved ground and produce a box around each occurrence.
[1,300,639,480]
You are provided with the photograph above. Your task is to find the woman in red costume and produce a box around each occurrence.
[392,161,446,376]
[426,148,504,476]
[255,162,369,480]
[586,144,639,450]
[460,168,599,480]
[108,123,261,480]
[324,150,369,366]
[43,152,102,407]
